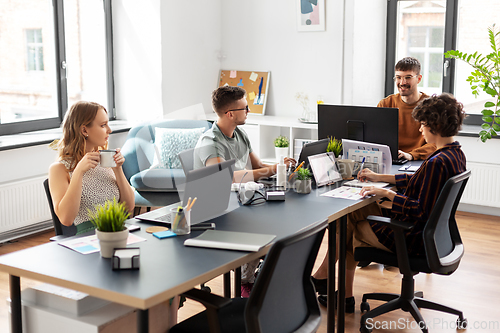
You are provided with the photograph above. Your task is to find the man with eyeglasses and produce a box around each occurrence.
[194,86,296,297]
[194,85,296,182]
[378,57,436,161]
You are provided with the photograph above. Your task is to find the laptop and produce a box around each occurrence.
[308,152,342,187]
[135,159,235,225]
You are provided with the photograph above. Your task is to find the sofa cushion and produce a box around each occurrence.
[130,168,186,192]
[152,127,205,169]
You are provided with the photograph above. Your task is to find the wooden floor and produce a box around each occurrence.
[0,211,499,332]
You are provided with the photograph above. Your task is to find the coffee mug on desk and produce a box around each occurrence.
[337,159,359,180]
[99,150,117,168]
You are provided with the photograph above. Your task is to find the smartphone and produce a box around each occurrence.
[191,223,216,231]
[126,224,141,232]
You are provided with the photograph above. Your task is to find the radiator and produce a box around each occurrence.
[0,176,52,242]
[460,162,500,208]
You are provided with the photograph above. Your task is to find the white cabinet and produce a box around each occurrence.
[205,114,318,164]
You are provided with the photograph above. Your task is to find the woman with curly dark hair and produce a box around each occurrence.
[312,93,467,311]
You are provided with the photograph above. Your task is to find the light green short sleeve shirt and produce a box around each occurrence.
[194,122,253,171]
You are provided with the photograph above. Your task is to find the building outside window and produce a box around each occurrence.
[26,29,45,72]
[388,0,500,116]
[0,0,113,135]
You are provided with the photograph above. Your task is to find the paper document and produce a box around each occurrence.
[184,230,276,252]
[59,233,146,255]
[399,165,419,172]
[321,186,365,201]
[343,179,389,188]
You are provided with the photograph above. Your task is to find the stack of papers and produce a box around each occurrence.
[59,234,146,255]
[321,186,364,200]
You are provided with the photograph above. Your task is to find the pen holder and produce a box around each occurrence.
[171,208,190,235]
[287,172,297,189]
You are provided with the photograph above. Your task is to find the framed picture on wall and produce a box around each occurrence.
[297,0,325,32]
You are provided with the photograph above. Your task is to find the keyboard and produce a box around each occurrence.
[155,214,171,223]
[392,158,408,165]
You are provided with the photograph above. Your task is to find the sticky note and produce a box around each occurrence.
[230,70,237,78]
[153,230,177,239]
[249,72,258,82]
[248,91,256,100]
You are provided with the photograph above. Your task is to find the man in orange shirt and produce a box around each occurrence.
[378,57,436,161]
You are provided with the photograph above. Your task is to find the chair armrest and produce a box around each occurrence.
[367,215,414,231]
[182,288,232,310]
[367,215,415,275]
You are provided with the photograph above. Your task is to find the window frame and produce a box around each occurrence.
[384,0,482,125]
[385,0,458,96]
[0,0,115,136]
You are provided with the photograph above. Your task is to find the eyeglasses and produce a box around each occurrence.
[225,105,250,114]
[393,74,418,82]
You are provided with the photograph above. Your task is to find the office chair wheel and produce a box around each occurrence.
[200,285,211,293]
[360,301,370,312]
[360,324,372,333]
[457,317,468,329]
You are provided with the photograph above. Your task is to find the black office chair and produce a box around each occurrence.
[355,170,471,333]
[170,219,328,333]
[43,179,77,240]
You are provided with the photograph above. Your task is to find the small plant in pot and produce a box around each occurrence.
[327,137,343,158]
[274,135,289,161]
[295,167,312,194]
[89,198,130,258]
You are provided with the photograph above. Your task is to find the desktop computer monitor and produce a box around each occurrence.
[317,104,399,160]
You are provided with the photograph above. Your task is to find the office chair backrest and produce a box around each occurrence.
[178,147,195,174]
[245,219,327,333]
[423,170,471,275]
[43,179,77,237]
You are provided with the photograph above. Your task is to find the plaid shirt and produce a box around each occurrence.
[370,142,466,256]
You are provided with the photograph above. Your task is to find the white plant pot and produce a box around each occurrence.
[294,179,312,194]
[96,229,129,258]
[275,147,289,162]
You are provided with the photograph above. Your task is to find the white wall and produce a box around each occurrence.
[161,0,222,117]
[220,0,344,118]
[347,0,387,106]
[113,0,163,122]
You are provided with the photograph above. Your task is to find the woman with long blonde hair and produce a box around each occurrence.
[48,101,135,234]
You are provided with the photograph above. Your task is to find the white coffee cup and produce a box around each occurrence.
[337,159,359,179]
[99,150,117,168]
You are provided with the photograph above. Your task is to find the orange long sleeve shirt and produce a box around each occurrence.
[377,93,436,160]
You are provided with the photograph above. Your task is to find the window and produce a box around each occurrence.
[389,0,447,96]
[386,0,500,119]
[26,29,45,72]
[0,0,114,136]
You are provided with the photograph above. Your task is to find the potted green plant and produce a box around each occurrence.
[274,135,289,162]
[295,167,312,194]
[88,198,130,258]
[326,137,343,158]
[444,24,500,142]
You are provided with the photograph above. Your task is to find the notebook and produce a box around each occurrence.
[135,159,235,225]
[308,152,342,187]
[184,230,276,252]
